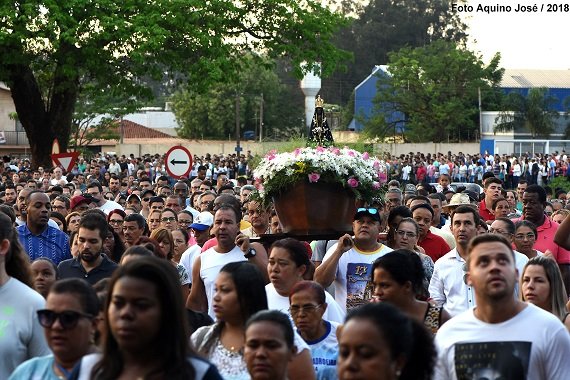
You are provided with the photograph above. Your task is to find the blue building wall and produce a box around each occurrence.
[503,87,570,112]
[353,66,405,132]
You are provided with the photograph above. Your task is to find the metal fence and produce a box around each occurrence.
[0,131,30,146]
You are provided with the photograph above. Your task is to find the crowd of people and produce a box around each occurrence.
[2,148,570,379]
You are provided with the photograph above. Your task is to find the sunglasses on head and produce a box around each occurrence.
[37,309,93,329]
[357,207,379,215]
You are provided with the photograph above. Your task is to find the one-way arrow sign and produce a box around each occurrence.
[165,146,193,179]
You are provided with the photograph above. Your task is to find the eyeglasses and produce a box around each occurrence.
[489,228,511,236]
[37,309,93,329]
[161,217,176,222]
[515,233,536,241]
[396,230,417,238]
[142,198,150,202]
[289,304,323,315]
[357,207,378,214]
[109,219,124,225]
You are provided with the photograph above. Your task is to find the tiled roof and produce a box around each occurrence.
[501,69,570,88]
[115,119,176,139]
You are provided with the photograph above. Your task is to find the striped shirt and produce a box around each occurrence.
[17,224,72,265]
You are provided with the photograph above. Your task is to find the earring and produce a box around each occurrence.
[396,369,402,378]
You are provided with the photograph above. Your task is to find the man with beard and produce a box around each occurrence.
[57,213,118,285]
[16,191,71,265]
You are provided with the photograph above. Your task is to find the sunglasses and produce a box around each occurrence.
[357,207,379,215]
[37,309,93,329]
[161,217,176,222]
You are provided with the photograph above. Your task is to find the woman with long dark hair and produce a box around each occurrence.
[80,256,221,379]
[338,302,436,380]
[192,261,315,380]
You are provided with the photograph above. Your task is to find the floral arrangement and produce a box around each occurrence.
[253,146,386,205]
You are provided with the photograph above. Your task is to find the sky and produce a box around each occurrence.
[463,0,570,69]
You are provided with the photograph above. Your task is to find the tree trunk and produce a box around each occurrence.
[8,61,77,169]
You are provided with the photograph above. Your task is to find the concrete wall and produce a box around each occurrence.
[374,142,481,157]
[0,88,16,132]
[102,138,480,158]
[104,140,292,157]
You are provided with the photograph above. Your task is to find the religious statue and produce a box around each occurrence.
[308,95,334,146]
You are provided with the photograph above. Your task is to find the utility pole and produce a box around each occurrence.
[235,94,241,155]
[259,93,264,142]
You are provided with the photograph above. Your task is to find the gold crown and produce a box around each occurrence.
[315,95,324,108]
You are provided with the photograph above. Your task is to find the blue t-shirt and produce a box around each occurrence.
[9,355,64,380]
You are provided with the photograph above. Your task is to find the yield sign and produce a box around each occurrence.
[51,151,80,173]
[165,146,193,179]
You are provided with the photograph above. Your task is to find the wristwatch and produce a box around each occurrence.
[244,247,257,259]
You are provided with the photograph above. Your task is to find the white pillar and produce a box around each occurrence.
[300,63,321,131]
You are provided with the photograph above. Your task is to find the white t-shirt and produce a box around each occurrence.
[321,243,393,313]
[265,283,345,324]
[0,278,50,379]
[99,200,124,215]
[180,245,201,284]
[435,303,570,380]
[200,246,247,318]
[305,320,340,380]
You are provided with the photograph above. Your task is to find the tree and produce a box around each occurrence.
[70,83,142,149]
[364,41,503,142]
[171,56,305,141]
[321,0,468,107]
[494,88,560,138]
[0,0,349,167]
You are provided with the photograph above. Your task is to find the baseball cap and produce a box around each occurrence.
[354,207,381,222]
[190,212,214,231]
[141,189,156,198]
[404,184,417,195]
[70,195,91,210]
[126,193,141,202]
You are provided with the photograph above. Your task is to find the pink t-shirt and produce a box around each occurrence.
[515,216,570,264]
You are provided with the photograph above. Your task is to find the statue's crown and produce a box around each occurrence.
[315,95,324,108]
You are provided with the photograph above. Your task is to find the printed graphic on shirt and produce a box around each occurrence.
[454,341,531,380]
[346,263,374,311]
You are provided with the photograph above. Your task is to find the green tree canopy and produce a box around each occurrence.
[494,88,560,138]
[365,40,503,142]
[0,0,349,167]
[321,0,468,107]
[171,56,305,141]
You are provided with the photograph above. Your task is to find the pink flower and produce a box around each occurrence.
[294,148,302,156]
[266,149,277,160]
[308,172,320,183]
[316,146,325,153]
[372,181,381,190]
[347,150,355,157]
[332,148,341,155]
[373,160,381,170]
[347,178,359,188]
[362,152,370,160]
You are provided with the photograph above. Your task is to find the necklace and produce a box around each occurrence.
[54,361,77,380]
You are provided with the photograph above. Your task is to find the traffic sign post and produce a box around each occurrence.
[165,146,193,179]
[51,151,80,173]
